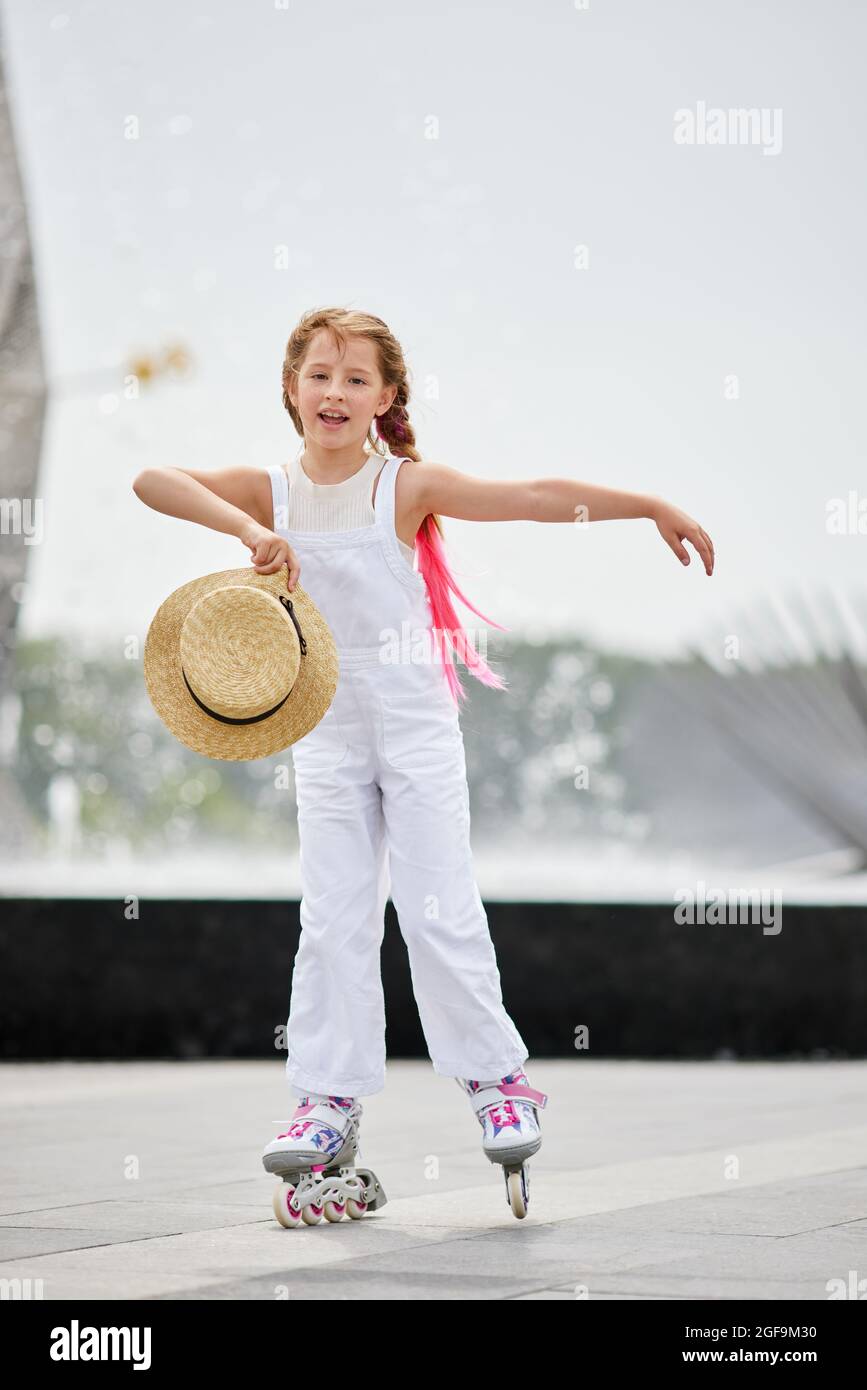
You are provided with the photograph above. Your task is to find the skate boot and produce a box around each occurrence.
[456,1069,548,1219]
[262,1092,387,1228]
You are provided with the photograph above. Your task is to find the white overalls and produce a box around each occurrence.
[267,454,529,1099]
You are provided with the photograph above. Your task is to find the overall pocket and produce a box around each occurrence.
[380,693,462,771]
[291,706,349,773]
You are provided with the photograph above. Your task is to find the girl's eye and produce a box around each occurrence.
[311,373,366,385]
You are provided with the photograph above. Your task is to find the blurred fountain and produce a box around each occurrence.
[46,773,82,857]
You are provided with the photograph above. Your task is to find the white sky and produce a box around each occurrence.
[4,0,866,658]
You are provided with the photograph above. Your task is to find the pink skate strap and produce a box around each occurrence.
[497,1082,547,1107]
[470,1081,548,1112]
[276,1101,344,1137]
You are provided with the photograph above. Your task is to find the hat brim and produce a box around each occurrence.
[144,567,338,761]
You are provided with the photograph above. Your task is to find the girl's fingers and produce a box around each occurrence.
[670,534,689,564]
[252,546,300,583]
[658,512,715,573]
[693,529,713,573]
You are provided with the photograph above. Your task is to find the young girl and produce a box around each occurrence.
[137,306,714,1222]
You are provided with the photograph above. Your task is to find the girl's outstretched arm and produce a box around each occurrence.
[414,462,715,576]
[132,466,302,587]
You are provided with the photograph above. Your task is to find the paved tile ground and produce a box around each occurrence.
[1,1060,865,1300]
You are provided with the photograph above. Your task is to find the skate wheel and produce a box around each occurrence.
[301,1201,324,1225]
[506,1167,529,1219]
[272,1182,302,1229]
[323,1199,346,1222]
[345,1197,368,1220]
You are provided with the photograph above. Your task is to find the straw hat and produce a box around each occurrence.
[143,565,338,761]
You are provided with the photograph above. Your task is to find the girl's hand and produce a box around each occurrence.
[650,499,715,575]
[239,520,301,590]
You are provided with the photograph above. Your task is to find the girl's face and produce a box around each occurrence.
[292,330,395,449]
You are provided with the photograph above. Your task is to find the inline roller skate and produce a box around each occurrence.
[457,1069,548,1218]
[262,1092,387,1228]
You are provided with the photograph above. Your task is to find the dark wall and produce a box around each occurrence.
[1,899,865,1059]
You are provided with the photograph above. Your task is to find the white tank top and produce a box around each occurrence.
[266,454,435,658]
[283,449,416,569]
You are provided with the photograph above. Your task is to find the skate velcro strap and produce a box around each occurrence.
[291,1103,345,1130]
[469,1082,548,1113]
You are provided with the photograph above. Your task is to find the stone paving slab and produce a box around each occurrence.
[1,1060,865,1300]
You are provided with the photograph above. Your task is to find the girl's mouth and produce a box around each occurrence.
[318,412,348,429]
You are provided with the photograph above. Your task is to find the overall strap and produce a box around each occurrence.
[268,463,290,533]
[373,453,405,536]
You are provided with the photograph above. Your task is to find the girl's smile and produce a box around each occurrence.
[318,410,349,429]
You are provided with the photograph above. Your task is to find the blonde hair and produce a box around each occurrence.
[281,306,507,702]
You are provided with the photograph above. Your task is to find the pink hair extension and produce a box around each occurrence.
[414,513,510,704]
